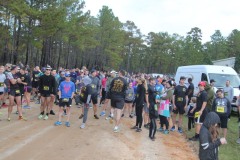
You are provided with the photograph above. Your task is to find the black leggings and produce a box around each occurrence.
[136,104,144,128]
[149,118,156,138]
[188,117,195,130]
[159,115,169,130]
[100,88,106,104]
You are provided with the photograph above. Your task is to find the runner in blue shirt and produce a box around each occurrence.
[54,73,75,127]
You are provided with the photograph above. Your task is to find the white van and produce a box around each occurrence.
[175,65,240,113]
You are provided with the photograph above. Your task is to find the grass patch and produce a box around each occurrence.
[181,114,240,160]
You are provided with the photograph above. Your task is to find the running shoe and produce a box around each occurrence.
[15,111,19,114]
[35,100,40,104]
[100,111,106,116]
[79,114,84,119]
[170,126,175,131]
[50,110,55,115]
[80,123,85,129]
[43,115,48,120]
[23,105,31,109]
[129,115,133,118]
[236,138,240,144]
[18,116,24,120]
[131,126,138,130]
[38,114,43,119]
[94,114,99,119]
[65,121,70,127]
[149,137,155,141]
[164,130,169,134]
[158,127,164,132]
[136,128,142,132]
[2,103,8,108]
[121,114,124,117]
[189,136,199,141]
[54,121,62,126]
[113,126,119,132]
[7,117,11,121]
[144,124,150,129]
[178,127,183,133]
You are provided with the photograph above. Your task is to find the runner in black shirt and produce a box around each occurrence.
[171,76,188,133]
[32,66,41,98]
[187,78,194,104]
[148,78,157,140]
[109,70,127,133]
[38,66,56,120]
[189,81,208,141]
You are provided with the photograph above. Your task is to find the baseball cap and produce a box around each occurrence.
[198,81,206,87]
[180,76,186,80]
[90,69,96,73]
[110,70,117,74]
[210,79,216,83]
[65,73,71,77]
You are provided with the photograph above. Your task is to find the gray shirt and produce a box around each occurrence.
[89,75,101,94]
[223,86,234,102]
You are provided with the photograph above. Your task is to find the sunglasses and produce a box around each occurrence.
[46,69,51,71]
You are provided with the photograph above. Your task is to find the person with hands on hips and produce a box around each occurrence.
[55,73,75,127]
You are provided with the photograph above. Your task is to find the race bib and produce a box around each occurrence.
[194,112,200,118]
[177,97,183,102]
[216,106,225,113]
[62,98,69,102]
[43,86,49,91]
[128,93,132,97]
[154,104,158,111]
[0,82,4,87]
[91,84,96,89]
[35,74,38,77]
[224,92,228,97]
[15,90,20,94]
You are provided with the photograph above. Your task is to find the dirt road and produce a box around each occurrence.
[0,102,198,160]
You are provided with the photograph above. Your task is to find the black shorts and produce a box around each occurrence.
[194,109,208,124]
[219,116,228,128]
[24,86,32,93]
[41,94,51,97]
[125,100,133,103]
[59,98,72,107]
[105,92,111,99]
[91,93,98,104]
[0,92,3,95]
[173,103,185,115]
[9,89,21,97]
[111,98,125,109]
[32,81,39,88]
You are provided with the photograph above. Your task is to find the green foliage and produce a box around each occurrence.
[1,1,240,72]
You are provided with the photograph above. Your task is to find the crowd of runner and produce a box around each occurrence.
[0,63,240,159]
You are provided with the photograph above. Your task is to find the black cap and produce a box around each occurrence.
[167,80,173,86]
[188,78,192,82]
[180,76,186,80]
[210,79,216,83]
[90,69,96,74]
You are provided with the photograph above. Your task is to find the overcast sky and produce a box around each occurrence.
[84,0,240,42]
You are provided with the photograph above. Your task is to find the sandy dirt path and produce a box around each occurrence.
[0,102,198,160]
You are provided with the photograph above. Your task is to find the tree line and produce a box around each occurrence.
[1,0,240,73]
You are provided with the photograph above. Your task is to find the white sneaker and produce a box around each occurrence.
[80,123,85,129]
[113,126,119,132]
[38,114,43,119]
[43,115,48,120]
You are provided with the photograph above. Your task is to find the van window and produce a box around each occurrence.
[208,73,240,88]
[201,73,208,82]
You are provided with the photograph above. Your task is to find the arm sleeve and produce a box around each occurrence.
[227,99,231,116]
